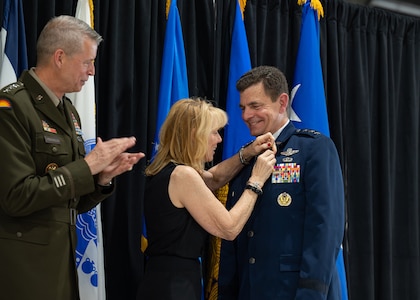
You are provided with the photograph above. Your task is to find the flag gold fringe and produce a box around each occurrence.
[166,0,171,19]
[140,235,148,253]
[205,183,229,300]
[239,0,247,20]
[298,0,324,20]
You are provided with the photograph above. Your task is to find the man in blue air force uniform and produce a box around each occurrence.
[218,66,344,300]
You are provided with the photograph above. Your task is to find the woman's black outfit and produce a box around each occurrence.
[137,163,208,300]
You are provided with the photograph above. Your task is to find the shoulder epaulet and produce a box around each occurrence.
[1,81,25,95]
[294,128,322,138]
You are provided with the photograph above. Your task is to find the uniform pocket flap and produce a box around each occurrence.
[0,220,49,245]
[279,255,301,271]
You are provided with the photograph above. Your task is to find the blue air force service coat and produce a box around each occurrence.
[0,71,112,300]
[218,122,345,300]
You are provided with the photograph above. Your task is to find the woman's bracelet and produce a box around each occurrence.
[238,141,254,165]
[239,147,249,165]
[245,181,263,195]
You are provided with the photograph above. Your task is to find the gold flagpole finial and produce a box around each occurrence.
[298,0,324,20]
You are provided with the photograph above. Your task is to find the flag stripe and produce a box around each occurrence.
[0,0,28,88]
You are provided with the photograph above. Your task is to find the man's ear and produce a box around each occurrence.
[54,49,65,67]
[278,93,289,112]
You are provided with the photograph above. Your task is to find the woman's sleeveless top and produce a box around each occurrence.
[144,163,208,258]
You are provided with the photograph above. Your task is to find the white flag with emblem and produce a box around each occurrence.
[67,0,106,299]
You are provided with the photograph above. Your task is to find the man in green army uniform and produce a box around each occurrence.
[0,15,144,300]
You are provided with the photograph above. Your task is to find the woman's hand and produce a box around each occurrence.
[241,132,277,163]
[248,149,276,188]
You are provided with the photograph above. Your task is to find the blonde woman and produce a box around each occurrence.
[137,98,276,299]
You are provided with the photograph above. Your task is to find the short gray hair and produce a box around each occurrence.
[36,15,103,64]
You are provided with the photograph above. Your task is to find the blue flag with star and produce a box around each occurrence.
[290,1,329,136]
[291,2,348,299]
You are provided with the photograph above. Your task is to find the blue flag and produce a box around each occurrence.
[291,2,348,299]
[142,0,189,253]
[222,0,252,160]
[152,0,189,158]
[0,0,28,88]
[206,1,252,299]
[290,1,329,136]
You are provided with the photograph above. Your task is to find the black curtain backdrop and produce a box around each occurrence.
[322,2,420,300]
[1,0,419,299]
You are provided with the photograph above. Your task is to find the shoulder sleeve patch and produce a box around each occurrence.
[0,98,12,110]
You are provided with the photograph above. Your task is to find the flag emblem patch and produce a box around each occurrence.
[0,99,12,109]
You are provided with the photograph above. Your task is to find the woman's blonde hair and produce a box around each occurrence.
[145,98,227,176]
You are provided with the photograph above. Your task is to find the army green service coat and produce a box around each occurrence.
[0,71,113,300]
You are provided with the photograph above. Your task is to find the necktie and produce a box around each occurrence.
[58,100,65,118]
